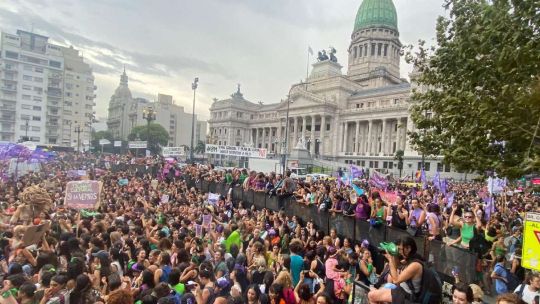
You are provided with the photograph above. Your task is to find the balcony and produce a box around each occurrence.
[0,105,16,112]
[0,128,15,134]
[0,116,15,122]
[46,122,59,128]
[47,112,60,118]
[47,102,60,109]
[47,87,62,97]
[1,86,17,92]
[46,130,59,137]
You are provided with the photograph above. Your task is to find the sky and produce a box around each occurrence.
[0,0,447,121]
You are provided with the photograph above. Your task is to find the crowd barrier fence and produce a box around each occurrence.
[182,177,477,285]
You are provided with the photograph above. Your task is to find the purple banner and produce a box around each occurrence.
[65,180,101,209]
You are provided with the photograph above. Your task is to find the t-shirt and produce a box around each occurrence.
[172,283,185,296]
[514,284,540,304]
[290,254,304,286]
[493,263,509,295]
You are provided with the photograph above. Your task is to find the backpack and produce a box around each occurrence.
[470,227,490,257]
[495,264,520,292]
[515,283,527,299]
[406,260,442,304]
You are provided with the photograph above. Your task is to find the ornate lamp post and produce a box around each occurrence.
[190,77,199,162]
[142,107,156,154]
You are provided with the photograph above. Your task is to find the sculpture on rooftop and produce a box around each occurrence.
[317,47,338,63]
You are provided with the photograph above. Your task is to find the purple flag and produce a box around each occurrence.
[369,170,388,189]
[421,168,428,190]
[484,196,494,220]
[432,171,441,192]
[350,165,363,179]
[441,178,448,194]
[446,192,455,208]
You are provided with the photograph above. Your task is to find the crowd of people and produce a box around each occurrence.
[0,152,538,304]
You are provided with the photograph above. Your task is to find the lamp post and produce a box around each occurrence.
[23,118,29,142]
[142,107,156,155]
[190,77,199,163]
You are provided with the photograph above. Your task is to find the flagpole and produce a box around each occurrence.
[306,46,311,89]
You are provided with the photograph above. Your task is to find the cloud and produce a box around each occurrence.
[0,0,447,121]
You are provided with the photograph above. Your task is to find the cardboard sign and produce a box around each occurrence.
[151,179,158,189]
[208,193,219,205]
[22,221,51,246]
[65,180,102,209]
[118,178,129,186]
[195,224,203,237]
[202,214,212,229]
[161,194,170,204]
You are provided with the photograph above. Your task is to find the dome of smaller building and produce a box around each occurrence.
[354,0,398,32]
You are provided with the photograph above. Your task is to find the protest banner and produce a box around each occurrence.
[65,180,102,209]
[195,224,203,237]
[162,147,185,157]
[208,193,219,205]
[202,214,212,229]
[205,144,267,159]
[22,221,51,246]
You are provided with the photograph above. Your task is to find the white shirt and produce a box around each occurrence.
[514,284,540,304]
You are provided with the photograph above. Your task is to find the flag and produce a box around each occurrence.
[308,46,314,55]
[337,175,342,189]
[369,170,388,189]
[352,184,365,195]
[421,168,427,189]
[441,178,448,194]
[432,171,441,192]
[484,196,494,220]
[446,192,455,208]
[350,165,363,179]
[488,176,506,194]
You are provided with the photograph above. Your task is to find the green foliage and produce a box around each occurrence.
[195,141,206,154]
[91,130,114,152]
[405,0,540,178]
[128,123,169,154]
[394,149,404,177]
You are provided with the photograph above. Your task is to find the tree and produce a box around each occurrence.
[194,141,206,154]
[128,123,169,154]
[91,130,113,153]
[405,0,540,178]
[394,149,404,178]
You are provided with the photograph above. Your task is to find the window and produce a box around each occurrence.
[445,164,451,173]
[377,43,382,56]
[371,43,376,56]
[23,75,33,81]
[353,47,357,58]
[33,96,42,102]
[356,104,359,109]
[364,44,368,56]
[33,87,42,94]
[34,77,43,82]
[437,163,444,172]
[35,67,43,73]
[20,114,30,120]
[30,137,40,142]
[5,51,18,59]
[22,85,32,90]
[32,106,41,111]
[384,44,388,56]
[417,162,423,170]
[21,104,32,109]
[49,60,62,68]
[315,124,320,131]
[22,95,31,100]
[32,116,41,121]
[326,124,330,131]
[24,65,33,71]
[359,46,363,57]
[32,126,40,131]
[236,142,240,146]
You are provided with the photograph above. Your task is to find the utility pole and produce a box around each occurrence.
[75,125,82,153]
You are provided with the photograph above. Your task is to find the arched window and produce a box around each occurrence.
[359,46,363,57]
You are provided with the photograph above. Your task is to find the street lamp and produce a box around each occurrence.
[23,118,29,142]
[190,77,199,162]
[74,125,82,153]
[142,107,156,154]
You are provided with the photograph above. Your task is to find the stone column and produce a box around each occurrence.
[395,118,401,152]
[320,115,326,156]
[405,117,414,153]
[302,116,307,141]
[381,119,387,155]
[277,124,282,153]
[367,120,373,155]
[310,115,316,155]
[354,121,360,153]
[255,128,259,148]
[343,122,349,152]
[293,117,298,146]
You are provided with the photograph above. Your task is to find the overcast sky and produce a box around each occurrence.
[0,0,447,120]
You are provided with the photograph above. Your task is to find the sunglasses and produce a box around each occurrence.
[464,216,473,219]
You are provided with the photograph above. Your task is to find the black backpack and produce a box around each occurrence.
[470,227,490,257]
[406,260,442,304]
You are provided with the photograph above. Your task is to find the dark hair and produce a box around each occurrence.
[244,284,261,302]
[269,283,284,300]
[141,270,155,289]
[6,274,27,288]
[141,295,158,304]
[298,283,312,301]
[51,274,69,286]
[396,237,419,261]
[452,282,474,302]
[19,282,36,298]
[168,268,181,286]
[70,274,92,304]
[107,273,122,291]
[160,252,171,265]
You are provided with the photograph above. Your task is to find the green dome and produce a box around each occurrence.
[354,0,398,32]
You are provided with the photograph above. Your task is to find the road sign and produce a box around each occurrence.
[522,212,540,271]
[99,139,111,145]
[128,141,147,149]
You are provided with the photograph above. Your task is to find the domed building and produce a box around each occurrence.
[208,0,460,178]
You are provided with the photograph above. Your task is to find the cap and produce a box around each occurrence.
[216,278,229,289]
[92,250,110,260]
[379,242,399,256]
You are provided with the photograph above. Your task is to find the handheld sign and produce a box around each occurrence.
[202,214,212,229]
[65,180,102,209]
[522,212,540,271]
[208,193,219,205]
[22,221,51,246]
[195,224,203,238]
[161,194,170,204]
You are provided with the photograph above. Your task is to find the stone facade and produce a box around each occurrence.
[208,0,464,179]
